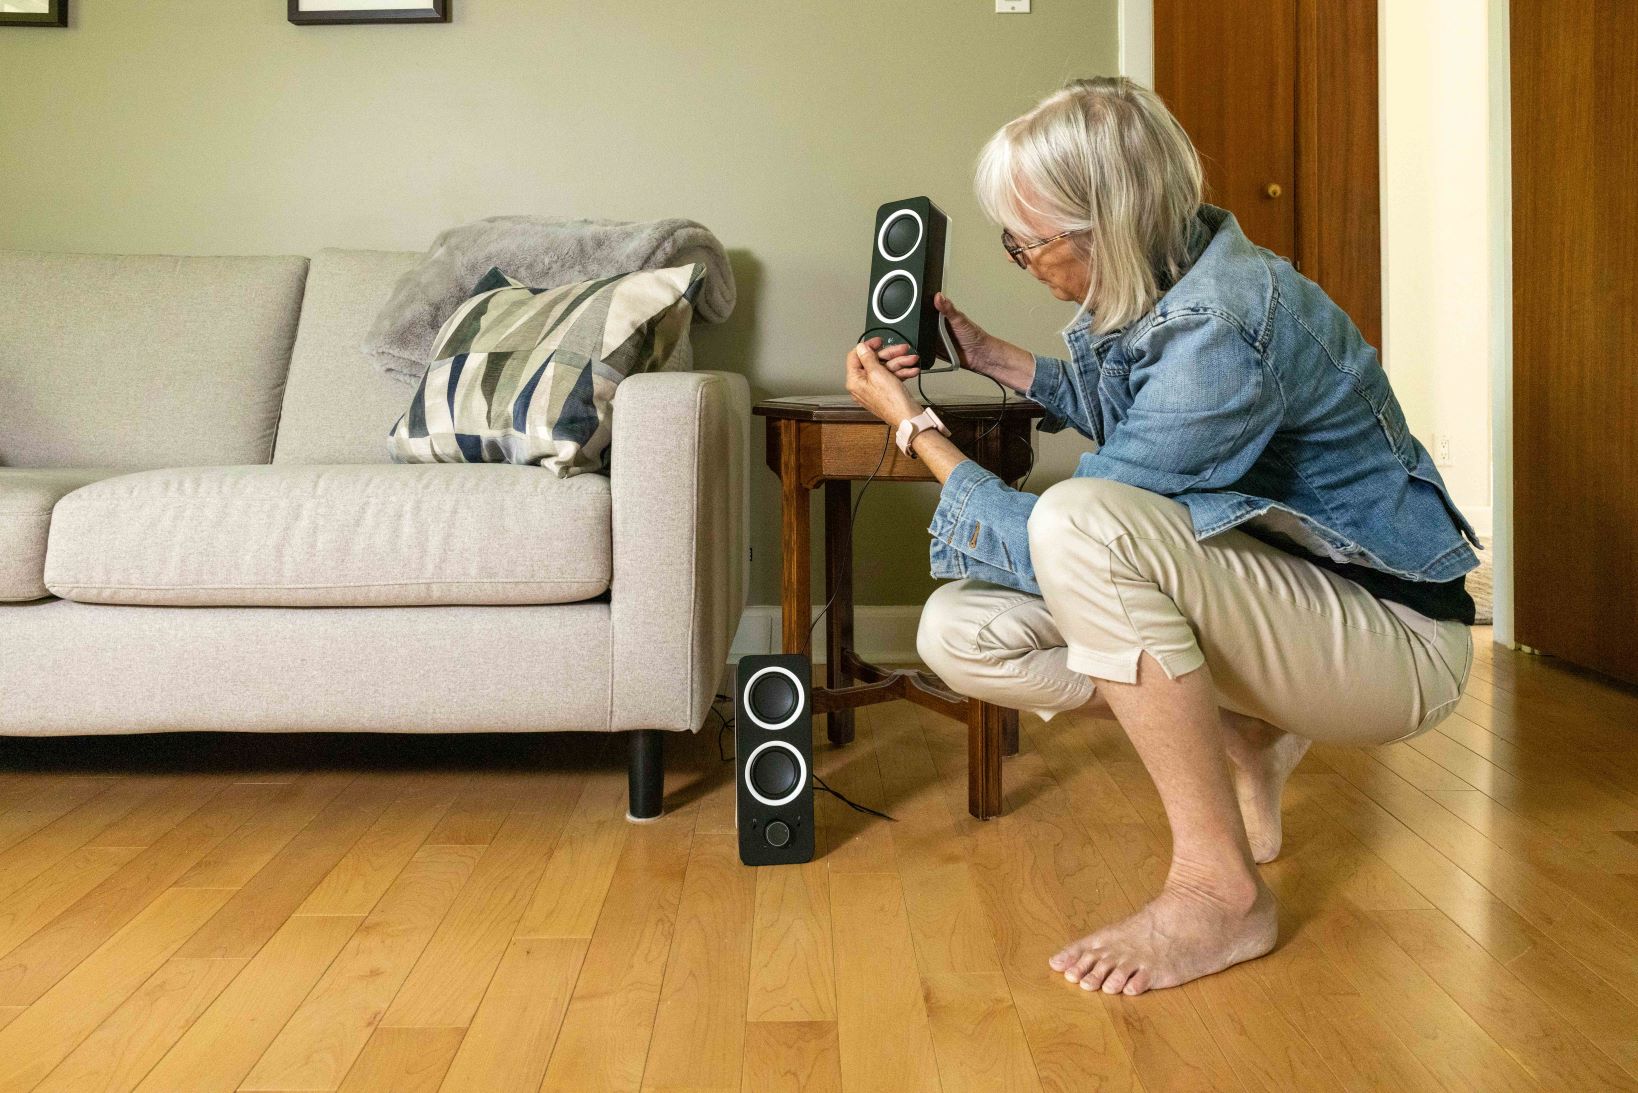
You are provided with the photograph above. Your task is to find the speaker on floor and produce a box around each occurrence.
[735,653,815,866]
[863,196,958,372]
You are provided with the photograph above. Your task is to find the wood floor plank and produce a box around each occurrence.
[1373,906,1636,1090]
[33,955,248,1093]
[744,860,834,1022]
[335,1026,464,1093]
[740,1021,841,1093]
[0,844,142,961]
[830,871,941,1093]
[0,777,115,856]
[515,817,630,940]
[295,774,467,917]
[172,773,355,889]
[381,779,582,1029]
[540,806,695,1093]
[641,832,758,1093]
[438,936,587,1093]
[239,843,483,1092]
[0,779,269,1005]
[132,913,363,1092]
[0,885,235,1092]
[175,775,409,960]
[0,774,167,902]
[1308,907,1537,1092]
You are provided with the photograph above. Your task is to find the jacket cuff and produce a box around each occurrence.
[927,458,997,543]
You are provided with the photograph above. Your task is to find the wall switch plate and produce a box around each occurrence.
[996,0,1030,12]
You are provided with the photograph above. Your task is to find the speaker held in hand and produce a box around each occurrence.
[735,653,815,866]
[863,196,960,372]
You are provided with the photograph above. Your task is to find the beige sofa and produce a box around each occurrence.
[0,249,748,820]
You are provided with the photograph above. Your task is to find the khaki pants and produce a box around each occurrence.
[917,478,1473,746]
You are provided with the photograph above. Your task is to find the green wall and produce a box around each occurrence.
[0,0,1117,606]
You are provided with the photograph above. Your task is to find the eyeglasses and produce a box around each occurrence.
[1001,228,1082,269]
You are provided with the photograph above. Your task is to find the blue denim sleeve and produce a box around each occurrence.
[926,458,1042,596]
[1027,354,1099,442]
[1075,314,1282,494]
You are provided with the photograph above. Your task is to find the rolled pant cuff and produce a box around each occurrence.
[1065,644,1204,684]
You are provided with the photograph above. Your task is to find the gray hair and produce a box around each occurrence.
[975,76,1204,335]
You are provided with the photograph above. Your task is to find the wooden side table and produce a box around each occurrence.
[754,394,1045,820]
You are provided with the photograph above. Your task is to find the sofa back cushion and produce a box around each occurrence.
[0,252,308,468]
[273,249,427,464]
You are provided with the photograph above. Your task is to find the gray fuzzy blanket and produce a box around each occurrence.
[364,214,737,384]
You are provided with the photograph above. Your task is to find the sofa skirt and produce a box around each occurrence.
[0,599,614,736]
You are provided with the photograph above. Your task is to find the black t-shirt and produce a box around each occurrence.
[1299,554,1476,625]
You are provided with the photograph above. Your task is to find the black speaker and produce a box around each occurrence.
[863,196,958,372]
[735,654,815,866]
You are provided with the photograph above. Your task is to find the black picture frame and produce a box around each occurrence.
[288,0,449,25]
[0,0,68,28]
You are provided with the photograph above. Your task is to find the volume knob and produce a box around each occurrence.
[765,820,791,848]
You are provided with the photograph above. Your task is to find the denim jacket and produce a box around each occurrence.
[928,205,1482,597]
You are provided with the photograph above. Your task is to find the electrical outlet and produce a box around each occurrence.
[996,0,1030,12]
[1435,435,1453,466]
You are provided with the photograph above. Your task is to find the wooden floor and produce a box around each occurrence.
[0,628,1635,1091]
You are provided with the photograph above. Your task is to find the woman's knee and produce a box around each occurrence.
[916,580,982,675]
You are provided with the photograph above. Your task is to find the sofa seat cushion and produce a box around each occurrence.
[0,468,120,602]
[44,464,611,607]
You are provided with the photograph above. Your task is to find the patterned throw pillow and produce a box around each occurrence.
[388,262,704,476]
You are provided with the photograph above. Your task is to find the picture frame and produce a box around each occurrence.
[0,0,68,28]
[288,0,449,26]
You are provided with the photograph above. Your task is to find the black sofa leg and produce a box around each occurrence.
[627,729,665,822]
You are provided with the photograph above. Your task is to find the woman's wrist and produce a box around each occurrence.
[971,339,1037,393]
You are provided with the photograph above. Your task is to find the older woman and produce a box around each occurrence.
[844,77,1479,996]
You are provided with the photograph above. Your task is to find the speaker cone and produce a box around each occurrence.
[877,209,924,261]
[743,741,807,806]
[742,666,803,730]
[872,270,917,325]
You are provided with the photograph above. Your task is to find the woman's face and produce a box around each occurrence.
[1013,206,1092,304]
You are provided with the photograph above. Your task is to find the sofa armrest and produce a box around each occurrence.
[609,370,749,732]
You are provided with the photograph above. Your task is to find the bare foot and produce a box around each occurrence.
[1048,872,1278,995]
[1221,713,1310,863]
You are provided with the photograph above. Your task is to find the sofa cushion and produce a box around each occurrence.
[274,249,428,465]
[0,252,308,468]
[0,468,120,602]
[44,464,611,607]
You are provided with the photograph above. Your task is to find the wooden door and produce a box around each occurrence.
[1155,0,1381,348]
[1155,0,1298,260]
[1511,0,1638,684]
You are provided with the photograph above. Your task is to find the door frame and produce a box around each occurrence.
[1121,0,1516,646]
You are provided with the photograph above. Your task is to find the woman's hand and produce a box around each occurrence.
[845,338,922,427]
[933,293,1039,392]
[932,291,1002,373]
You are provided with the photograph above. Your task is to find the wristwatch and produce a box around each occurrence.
[895,406,950,458]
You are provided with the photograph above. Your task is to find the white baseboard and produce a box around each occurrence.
[1464,505,1493,539]
[727,604,923,665]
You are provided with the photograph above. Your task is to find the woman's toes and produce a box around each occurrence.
[1081,956,1116,990]
[1064,950,1098,983]
[1102,965,1133,994]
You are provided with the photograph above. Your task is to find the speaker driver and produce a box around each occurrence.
[877,209,924,261]
[744,740,807,807]
[872,270,918,325]
[742,666,803,730]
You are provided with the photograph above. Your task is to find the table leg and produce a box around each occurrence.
[778,421,811,655]
[967,699,1006,820]
[824,480,855,746]
[1002,708,1019,756]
